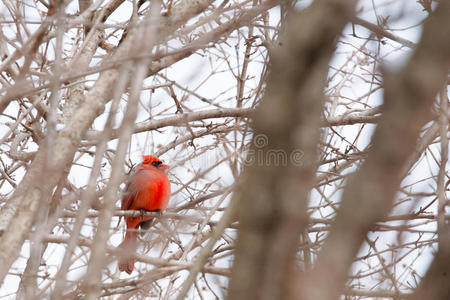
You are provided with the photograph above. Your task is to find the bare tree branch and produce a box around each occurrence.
[228,1,357,299]
[296,2,450,299]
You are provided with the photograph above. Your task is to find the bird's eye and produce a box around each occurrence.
[151,161,162,167]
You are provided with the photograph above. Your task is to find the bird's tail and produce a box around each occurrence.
[118,229,138,274]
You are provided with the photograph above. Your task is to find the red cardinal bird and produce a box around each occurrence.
[118,155,171,274]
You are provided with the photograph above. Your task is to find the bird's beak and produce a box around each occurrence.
[159,163,169,171]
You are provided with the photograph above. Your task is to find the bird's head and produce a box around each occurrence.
[142,155,169,171]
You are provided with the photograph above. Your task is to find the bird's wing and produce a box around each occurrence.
[121,167,149,210]
[121,180,135,211]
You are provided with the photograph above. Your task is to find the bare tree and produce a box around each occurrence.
[0,0,448,299]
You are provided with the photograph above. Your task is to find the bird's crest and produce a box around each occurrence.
[142,155,161,164]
